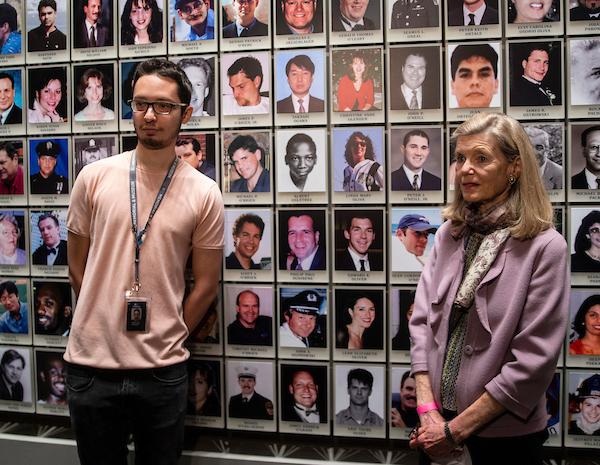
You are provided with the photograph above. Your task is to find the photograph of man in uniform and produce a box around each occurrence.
[393,213,437,271]
[332,0,378,31]
[510,43,560,107]
[277,54,324,114]
[570,39,600,106]
[0,72,22,125]
[281,366,327,423]
[340,131,384,192]
[390,0,438,28]
[391,129,441,191]
[279,289,324,348]
[280,132,322,192]
[390,48,440,111]
[0,281,28,334]
[227,289,272,345]
[447,0,498,26]
[0,141,24,195]
[335,211,383,272]
[33,281,71,336]
[390,370,418,428]
[27,0,67,51]
[174,0,214,41]
[36,351,66,405]
[523,125,563,190]
[276,0,322,34]
[74,137,115,177]
[569,374,600,435]
[336,368,383,426]
[222,55,269,115]
[0,349,26,401]
[179,57,214,117]
[225,213,266,270]
[29,140,68,195]
[228,364,273,420]
[176,135,216,179]
[0,3,22,55]
[226,134,270,192]
[279,211,326,271]
[572,125,600,190]
[31,212,67,266]
[222,0,268,38]
[74,0,112,48]
[449,43,499,109]
[571,0,600,20]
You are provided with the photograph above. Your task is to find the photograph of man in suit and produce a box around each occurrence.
[523,126,562,190]
[335,212,383,272]
[227,289,272,346]
[228,365,274,420]
[572,125,600,190]
[449,43,499,109]
[571,0,600,20]
[282,368,326,423]
[392,53,427,111]
[175,0,215,40]
[222,0,268,38]
[281,212,326,271]
[277,0,322,34]
[223,56,270,115]
[32,213,67,266]
[332,0,376,31]
[0,142,24,196]
[510,44,559,107]
[0,349,25,401]
[447,0,498,26]
[74,0,111,48]
[36,352,66,405]
[391,129,441,191]
[0,72,22,125]
[277,55,324,114]
[27,0,67,52]
[0,3,21,55]
[226,134,270,192]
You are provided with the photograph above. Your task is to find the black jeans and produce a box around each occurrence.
[66,361,188,465]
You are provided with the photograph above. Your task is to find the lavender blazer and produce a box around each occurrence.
[410,221,569,437]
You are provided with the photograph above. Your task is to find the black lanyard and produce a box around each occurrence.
[129,151,178,291]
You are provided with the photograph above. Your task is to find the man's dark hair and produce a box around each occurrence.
[0,3,18,31]
[285,55,315,76]
[581,125,600,147]
[227,135,262,161]
[37,0,57,13]
[450,44,498,80]
[37,213,59,228]
[176,136,201,154]
[347,368,373,389]
[132,59,193,106]
[0,72,15,89]
[344,131,376,166]
[0,280,19,298]
[1,349,24,368]
[233,213,265,238]
[342,214,373,233]
[0,141,18,160]
[400,371,414,389]
[573,295,600,339]
[403,129,430,147]
[285,133,316,159]
[179,57,213,88]
[235,289,260,307]
[522,44,550,63]
[227,56,263,89]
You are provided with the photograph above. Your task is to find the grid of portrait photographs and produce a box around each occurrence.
[0,0,598,452]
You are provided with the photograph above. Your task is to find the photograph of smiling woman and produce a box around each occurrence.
[27,67,67,124]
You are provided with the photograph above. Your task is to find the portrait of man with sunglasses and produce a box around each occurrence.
[174,0,215,41]
[572,125,600,190]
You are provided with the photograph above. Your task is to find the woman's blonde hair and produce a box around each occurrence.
[443,113,553,239]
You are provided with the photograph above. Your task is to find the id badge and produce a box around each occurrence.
[125,291,150,332]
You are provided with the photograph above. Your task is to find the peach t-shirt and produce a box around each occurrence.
[66,152,224,369]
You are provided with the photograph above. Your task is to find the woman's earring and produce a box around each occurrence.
[508,175,516,185]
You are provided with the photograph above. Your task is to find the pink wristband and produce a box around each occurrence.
[416,402,439,415]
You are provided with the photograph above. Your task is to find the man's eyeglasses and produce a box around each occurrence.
[128,99,187,115]
[179,0,207,15]
[589,227,600,235]
[586,144,600,155]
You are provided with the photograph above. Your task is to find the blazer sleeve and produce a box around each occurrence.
[484,233,569,419]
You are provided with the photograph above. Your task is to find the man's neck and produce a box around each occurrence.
[135,145,178,171]
[348,403,369,420]
[234,249,252,268]
[293,91,309,100]
[9,307,21,320]
[238,319,256,329]
[238,16,255,28]
[465,0,484,12]
[245,165,264,191]
[46,240,60,249]
[290,173,307,189]
[586,165,600,177]
[192,19,208,35]
[44,25,57,35]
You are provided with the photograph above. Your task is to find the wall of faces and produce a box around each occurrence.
[0,0,600,450]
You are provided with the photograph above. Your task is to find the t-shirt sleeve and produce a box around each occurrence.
[67,168,92,238]
[192,181,224,249]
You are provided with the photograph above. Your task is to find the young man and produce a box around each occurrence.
[572,125,600,189]
[175,0,215,40]
[511,44,558,107]
[0,281,28,334]
[391,129,441,191]
[27,0,67,52]
[66,58,223,465]
[336,214,382,271]
[226,134,270,192]
[336,368,383,426]
[0,3,21,54]
[30,140,68,195]
[223,0,268,38]
[449,44,499,109]
[223,56,270,115]
[277,55,324,114]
